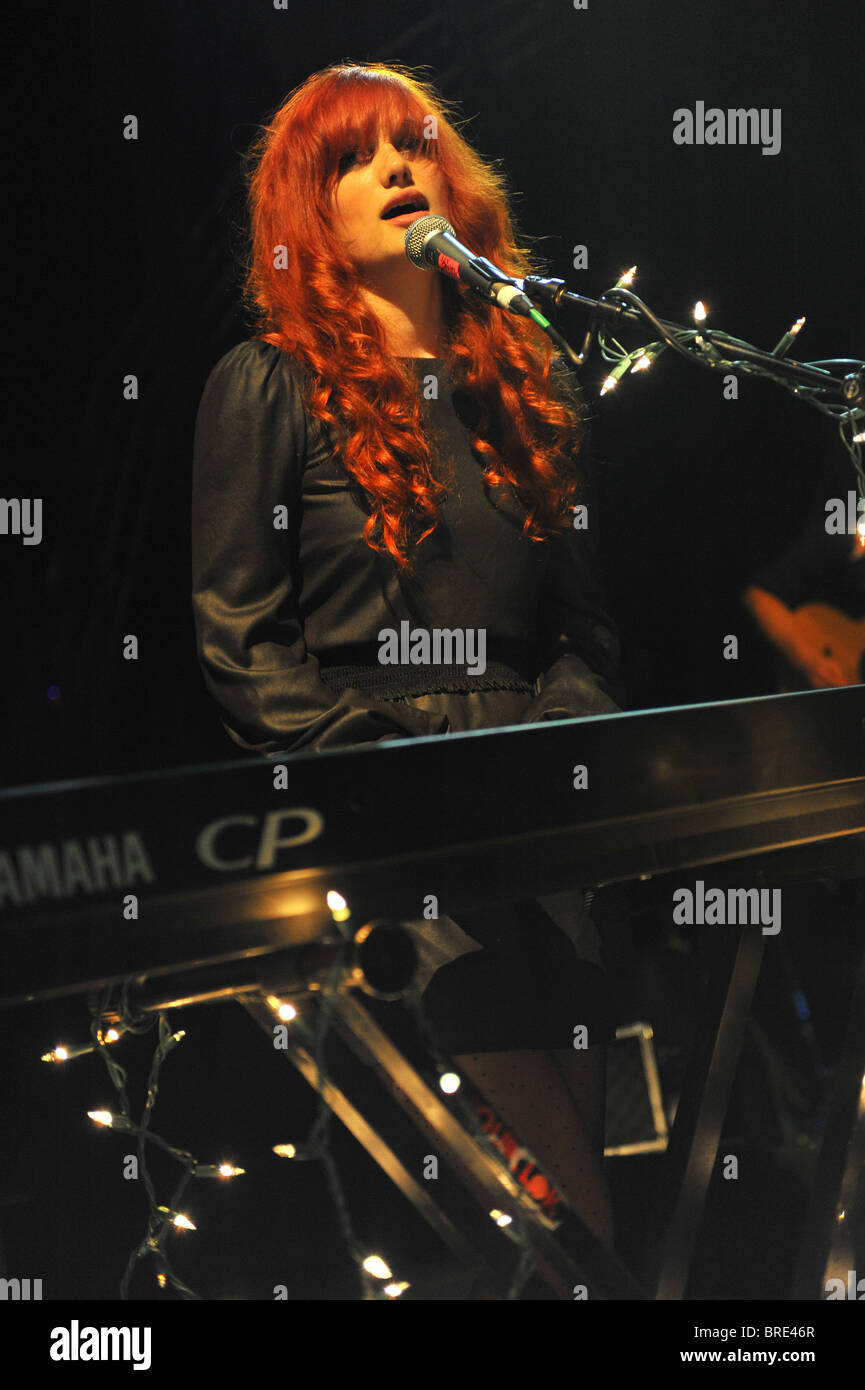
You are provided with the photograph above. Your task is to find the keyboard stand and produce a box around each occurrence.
[641,925,766,1298]
[239,990,649,1300]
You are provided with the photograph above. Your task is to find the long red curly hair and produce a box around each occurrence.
[243,61,586,571]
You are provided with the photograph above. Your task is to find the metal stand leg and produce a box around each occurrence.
[240,991,649,1299]
[643,925,766,1300]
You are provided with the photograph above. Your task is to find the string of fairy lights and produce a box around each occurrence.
[565,266,865,513]
[45,999,246,1299]
[41,891,551,1301]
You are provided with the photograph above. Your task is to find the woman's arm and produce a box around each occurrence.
[191,340,449,753]
[521,519,625,721]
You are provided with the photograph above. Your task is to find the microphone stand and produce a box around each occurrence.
[517,272,865,500]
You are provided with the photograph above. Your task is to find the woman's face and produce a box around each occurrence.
[330,122,449,276]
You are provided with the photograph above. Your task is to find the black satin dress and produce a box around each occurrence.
[191,340,624,1052]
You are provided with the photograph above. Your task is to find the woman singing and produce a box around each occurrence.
[192,61,624,1265]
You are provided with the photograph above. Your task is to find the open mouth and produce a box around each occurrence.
[381,198,429,220]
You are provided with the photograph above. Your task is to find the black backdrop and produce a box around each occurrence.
[3,0,864,1308]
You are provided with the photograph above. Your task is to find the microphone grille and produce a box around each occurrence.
[405,214,454,268]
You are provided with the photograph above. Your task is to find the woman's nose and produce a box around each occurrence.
[379,145,412,181]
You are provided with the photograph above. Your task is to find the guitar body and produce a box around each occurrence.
[777,603,865,690]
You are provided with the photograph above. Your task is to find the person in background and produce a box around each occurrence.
[743,513,865,691]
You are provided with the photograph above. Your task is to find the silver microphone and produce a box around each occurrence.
[405,215,534,316]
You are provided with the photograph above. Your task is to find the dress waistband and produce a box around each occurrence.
[315,639,537,697]
[318,661,534,698]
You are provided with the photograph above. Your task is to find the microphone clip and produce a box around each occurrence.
[522,276,568,309]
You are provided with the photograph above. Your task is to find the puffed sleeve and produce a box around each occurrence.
[521,363,625,721]
[191,340,450,753]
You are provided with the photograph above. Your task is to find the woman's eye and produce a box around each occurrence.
[338,147,374,173]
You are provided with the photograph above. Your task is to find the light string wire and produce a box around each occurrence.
[282,936,385,1301]
[58,945,566,1301]
[547,277,865,499]
[275,959,549,1300]
[83,987,245,1300]
[268,912,545,1300]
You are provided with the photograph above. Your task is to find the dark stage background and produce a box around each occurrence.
[2,0,864,1306]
